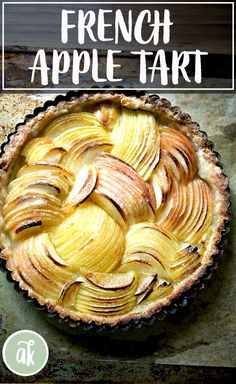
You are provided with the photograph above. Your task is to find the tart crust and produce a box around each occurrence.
[0,91,230,326]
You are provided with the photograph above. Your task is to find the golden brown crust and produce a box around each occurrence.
[0,91,230,326]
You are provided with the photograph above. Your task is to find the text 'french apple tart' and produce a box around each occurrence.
[0,92,229,326]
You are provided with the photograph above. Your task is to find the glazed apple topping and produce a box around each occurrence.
[111,108,160,181]
[22,137,67,164]
[93,103,120,131]
[157,178,213,243]
[92,153,155,227]
[120,223,202,283]
[2,103,214,321]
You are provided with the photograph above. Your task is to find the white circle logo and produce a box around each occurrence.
[2,330,49,376]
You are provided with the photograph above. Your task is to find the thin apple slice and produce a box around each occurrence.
[170,246,201,281]
[22,137,67,163]
[49,114,113,172]
[63,166,97,214]
[118,259,157,275]
[135,273,157,296]
[136,274,170,305]
[91,153,155,227]
[122,223,178,280]
[53,126,111,151]
[60,269,172,315]
[149,127,198,213]
[5,208,64,239]
[42,112,112,160]
[4,191,61,213]
[13,234,75,300]
[25,112,112,170]
[93,103,120,131]
[62,142,112,173]
[14,220,43,238]
[49,201,125,273]
[7,174,71,201]
[91,191,125,228]
[158,126,198,182]
[119,253,168,278]
[122,222,202,283]
[61,285,137,315]
[59,270,138,315]
[157,178,213,243]
[85,270,135,290]
[141,281,173,304]
[150,162,172,212]
[3,162,75,239]
[111,108,160,181]
[43,112,102,139]
[17,162,75,184]
[3,195,61,225]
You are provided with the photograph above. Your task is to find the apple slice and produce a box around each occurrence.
[170,245,201,281]
[121,222,202,283]
[149,127,198,213]
[61,285,137,315]
[49,201,125,273]
[85,270,135,290]
[13,233,74,300]
[93,103,120,131]
[53,125,111,151]
[136,275,173,305]
[3,162,75,239]
[63,166,97,214]
[5,208,64,239]
[3,195,62,226]
[158,126,198,183]
[91,190,126,228]
[135,273,157,297]
[7,173,71,201]
[150,162,172,212]
[111,108,160,181]
[122,223,179,281]
[62,141,112,173]
[91,153,155,227]
[22,137,67,163]
[43,112,102,139]
[3,187,64,235]
[4,189,61,211]
[17,162,75,184]
[17,162,74,200]
[119,253,168,278]
[47,114,113,172]
[141,280,173,304]
[42,112,112,159]
[59,270,138,315]
[157,178,213,243]
[14,220,43,238]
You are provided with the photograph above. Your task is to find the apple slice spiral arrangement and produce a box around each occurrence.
[0,94,228,326]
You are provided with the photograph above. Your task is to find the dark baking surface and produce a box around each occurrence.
[0,93,235,383]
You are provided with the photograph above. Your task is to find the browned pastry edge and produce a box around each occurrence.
[0,91,230,326]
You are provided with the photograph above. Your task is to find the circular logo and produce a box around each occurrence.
[2,330,49,376]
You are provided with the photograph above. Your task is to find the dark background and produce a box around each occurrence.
[1,1,234,90]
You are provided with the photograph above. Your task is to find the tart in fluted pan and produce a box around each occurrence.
[0,92,229,326]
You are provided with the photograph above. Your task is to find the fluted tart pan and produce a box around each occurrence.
[0,91,230,330]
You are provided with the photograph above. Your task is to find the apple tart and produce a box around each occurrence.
[0,92,229,326]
